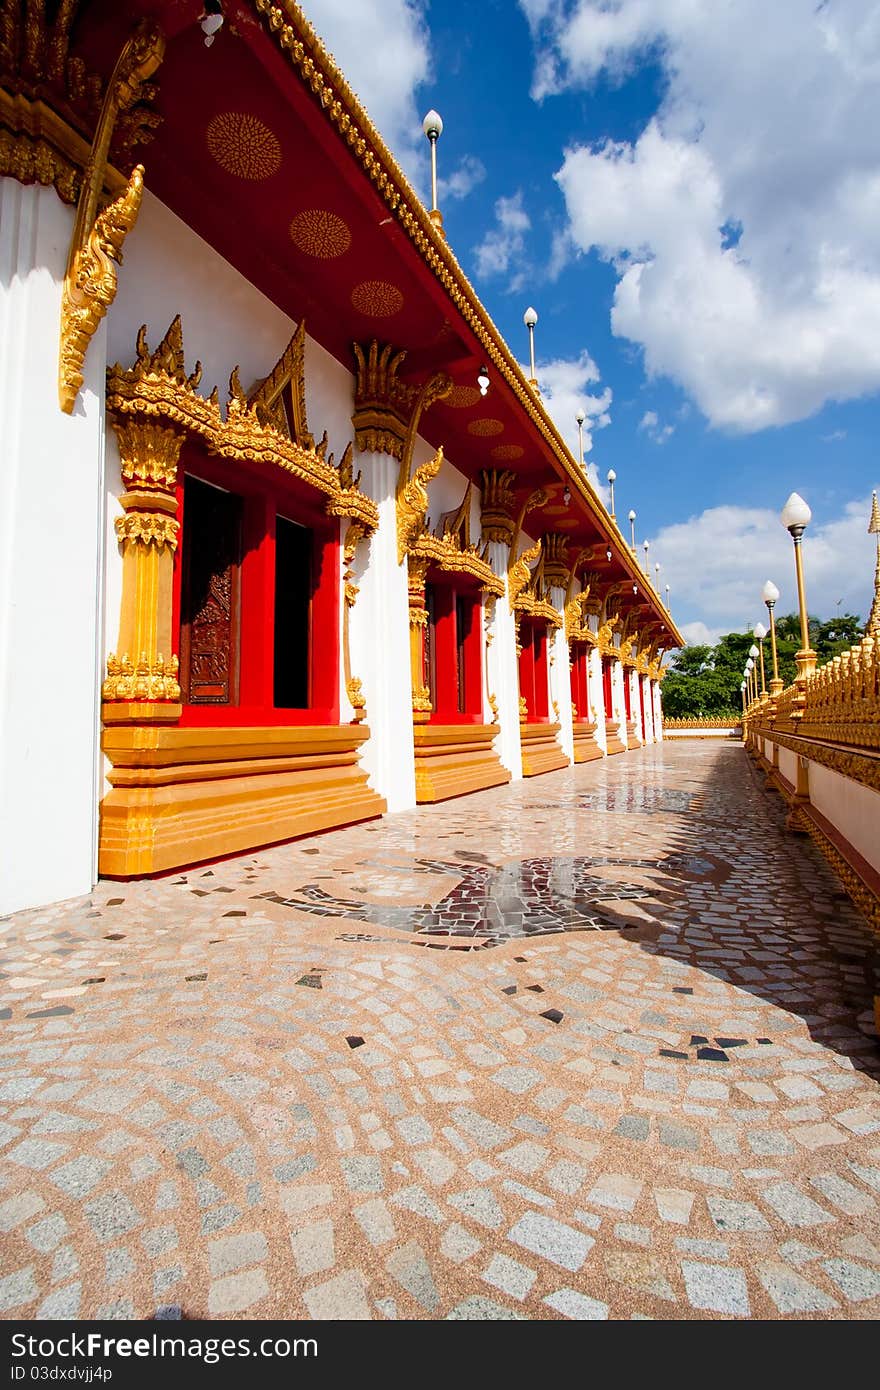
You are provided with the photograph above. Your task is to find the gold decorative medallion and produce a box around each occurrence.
[491,443,523,460]
[206,112,282,180]
[351,280,404,317]
[445,385,481,408]
[468,418,504,437]
[289,208,351,258]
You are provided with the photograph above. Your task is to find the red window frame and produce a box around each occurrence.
[171,446,340,727]
[518,619,550,723]
[570,642,591,721]
[425,576,483,723]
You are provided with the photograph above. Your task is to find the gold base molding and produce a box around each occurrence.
[520,722,569,778]
[625,719,642,751]
[605,720,627,756]
[99,722,385,877]
[572,720,603,763]
[413,723,510,803]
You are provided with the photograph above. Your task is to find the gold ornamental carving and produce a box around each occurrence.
[58,18,165,414]
[542,533,571,590]
[0,3,162,206]
[107,316,378,534]
[342,522,367,722]
[114,512,179,550]
[352,339,451,464]
[290,208,351,258]
[206,112,282,181]
[103,653,179,704]
[351,280,404,318]
[479,469,517,546]
[113,419,183,493]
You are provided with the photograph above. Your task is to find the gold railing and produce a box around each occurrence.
[746,630,879,749]
[663,716,741,729]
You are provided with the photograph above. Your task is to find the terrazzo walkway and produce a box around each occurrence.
[1,741,879,1321]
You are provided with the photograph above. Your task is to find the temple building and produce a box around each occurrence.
[0,0,682,917]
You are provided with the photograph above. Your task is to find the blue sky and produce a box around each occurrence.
[300,0,880,646]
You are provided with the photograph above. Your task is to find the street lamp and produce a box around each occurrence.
[665,583,670,610]
[523,306,538,388]
[761,579,782,695]
[607,469,617,521]
[746,657,755,704]
[753,622,767,696]
[628,508,637,553]
[575,409,585,470]
[422,110,444,233]
[780,492,817,679]
[740,680,747,717]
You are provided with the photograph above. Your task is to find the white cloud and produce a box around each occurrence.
[298,0,431,179]
[524,0,880,431]
[649,493,878,640]
[822,430,847,443]
[439,155,486,202]
[523,350,613,494]
[473,192,532,288]
[638,408,674,443]
[678,621,723,648]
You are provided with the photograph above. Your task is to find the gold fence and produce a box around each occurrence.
[747,630,879,748]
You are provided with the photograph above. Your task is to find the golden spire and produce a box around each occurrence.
[868,490,880,637]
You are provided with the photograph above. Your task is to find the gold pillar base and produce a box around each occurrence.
[413,724,510,803]
[625,718,642,751]
[795,648,817,680]
[572,720,603,763]
[99,723,385,877]
[604,719,627,756]
[520,722,569,777]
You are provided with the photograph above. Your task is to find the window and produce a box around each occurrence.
[273,517,311,709]
[425,580,482,720]
[179,476,242,705]
[518,620,549,721]
[174,455,339,727]
[570,643,591,721]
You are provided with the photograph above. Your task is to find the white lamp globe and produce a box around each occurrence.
[780,492,811,532]
[762,579,779,605]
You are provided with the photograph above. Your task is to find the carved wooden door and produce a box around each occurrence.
[180,476,242,704]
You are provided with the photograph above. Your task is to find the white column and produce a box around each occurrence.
[589,646,607,753]
[349,451,416,811]
[548,585,573,763]
[654,680,664,740]
[0,178,107,914]
[486,540,522,779]
[612,660,627,743]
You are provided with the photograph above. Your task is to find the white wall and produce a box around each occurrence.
[802,762,880,873]
[0,179,106,913]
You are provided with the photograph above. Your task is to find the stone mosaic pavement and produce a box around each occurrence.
[1,741,880,1321]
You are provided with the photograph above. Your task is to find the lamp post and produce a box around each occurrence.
[422,110,444,234]
[780,492,817,679]
[576,409,585,470]
[665,583,670,611]
[643,539,650,575]
[761,579,782,695]
[746,657,755,705]
[607,469,617,521]
[628,509,637,554]
[753,623,767,697]
[740,680,747,718]
[749,643,759,704]
[523,306,538,389]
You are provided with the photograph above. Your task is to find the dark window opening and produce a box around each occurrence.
[180,476,241,704]
[274,516,312,708]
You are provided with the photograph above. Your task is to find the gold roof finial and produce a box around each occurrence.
[868,490,880,637]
